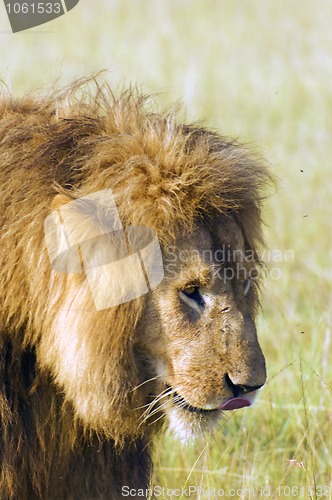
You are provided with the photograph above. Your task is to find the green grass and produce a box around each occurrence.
[1,0,331,497]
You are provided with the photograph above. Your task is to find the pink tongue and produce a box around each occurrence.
[219,397,251,411]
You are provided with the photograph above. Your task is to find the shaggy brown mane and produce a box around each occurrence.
[0,77,271,499]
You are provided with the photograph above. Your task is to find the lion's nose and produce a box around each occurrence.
[225,373,264,397]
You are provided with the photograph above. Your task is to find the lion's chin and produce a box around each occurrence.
[167,405,222,442]
[165,391,257,442]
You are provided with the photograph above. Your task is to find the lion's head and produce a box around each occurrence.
[6,82,270,444]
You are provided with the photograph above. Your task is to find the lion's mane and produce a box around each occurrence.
[0,78,271,498]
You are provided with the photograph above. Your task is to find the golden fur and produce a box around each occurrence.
[0,78,271,498]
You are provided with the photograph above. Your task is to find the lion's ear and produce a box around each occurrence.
[51,194,72,211]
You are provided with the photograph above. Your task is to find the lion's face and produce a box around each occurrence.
[137,215,266,440]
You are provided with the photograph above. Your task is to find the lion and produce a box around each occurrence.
[0,78,271,499]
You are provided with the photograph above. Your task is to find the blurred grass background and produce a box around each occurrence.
[0,0,331,497]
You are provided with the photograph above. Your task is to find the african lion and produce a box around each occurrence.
[0,78,270,499]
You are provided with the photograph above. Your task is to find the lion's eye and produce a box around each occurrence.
[243,278,251,296]
[180,286,204,308]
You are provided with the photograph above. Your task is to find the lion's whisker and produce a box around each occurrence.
[148,412,167,427]
[138,387,175,423]
[138,384,190,425]
[139,400,172,427]
[140,388,174,415]
[131,375,163,393]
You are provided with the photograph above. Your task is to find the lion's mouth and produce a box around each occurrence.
[172,391,252,413]
[173,391,219,414]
